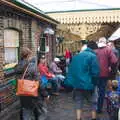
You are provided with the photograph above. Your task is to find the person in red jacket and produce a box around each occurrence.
[38,55,59,96]
[65,48,72,73]
[96,37,118,113]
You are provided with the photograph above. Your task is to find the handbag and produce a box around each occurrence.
[16,63,39,97]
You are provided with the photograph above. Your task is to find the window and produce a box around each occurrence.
[4,29,19,64]
[40,37,46,53]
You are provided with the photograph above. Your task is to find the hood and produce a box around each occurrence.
[84,47,96,55]
[81,44,87,51]
[98,43,107,48]
[98,37,107,48]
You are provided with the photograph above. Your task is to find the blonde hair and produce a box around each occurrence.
[21,47,32,59]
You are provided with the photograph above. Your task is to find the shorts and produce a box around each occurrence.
[73,88,98,110]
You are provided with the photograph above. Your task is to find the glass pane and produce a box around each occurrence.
[4,48,18,64]
[40,37,46,52]
[4,29,19,47]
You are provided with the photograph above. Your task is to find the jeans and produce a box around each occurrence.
[22,108,35,120]
[49,77,59,92]
[97,77,108,112]
[55,74,65,88]
[21,97,47,120]
[66,58,70,73]
[56,74,65,81]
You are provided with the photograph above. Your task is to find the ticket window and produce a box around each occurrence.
[4,29,19,68]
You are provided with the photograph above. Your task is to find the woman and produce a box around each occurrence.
[38,55,59,96]
[16,47,40,120]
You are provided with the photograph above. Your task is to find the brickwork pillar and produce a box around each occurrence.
[0,15,4,83]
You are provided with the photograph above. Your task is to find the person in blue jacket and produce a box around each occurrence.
[66,41,100,120]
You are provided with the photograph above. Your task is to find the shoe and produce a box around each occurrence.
[52,92,59,96]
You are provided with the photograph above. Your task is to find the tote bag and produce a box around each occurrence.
[16,64,39,97]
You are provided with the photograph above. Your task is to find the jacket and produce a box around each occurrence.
[66,48,100,90]
[50,62,62,75]
[38,63,53,79]
[16,57,39,80]
[65,50,71,59]
[96,47,118,77]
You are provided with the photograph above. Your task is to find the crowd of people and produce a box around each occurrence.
[15,37,120,120]
[66,37,120,120]
[15,47,66,120]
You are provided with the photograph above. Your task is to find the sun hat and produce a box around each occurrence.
[41,55,45,59]
[54,57,60,62]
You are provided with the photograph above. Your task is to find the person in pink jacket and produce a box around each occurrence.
[38,55,59,96]
[96,37,118,113]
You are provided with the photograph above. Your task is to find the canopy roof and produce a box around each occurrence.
[47,8,120,24]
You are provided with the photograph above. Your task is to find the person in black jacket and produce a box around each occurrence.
[16,47,41,120]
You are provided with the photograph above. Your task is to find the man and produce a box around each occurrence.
[50,58,65,80]
[50,57,65,88]
[64,48,72,73]
[66,41,100,120]
[96,37,118,113]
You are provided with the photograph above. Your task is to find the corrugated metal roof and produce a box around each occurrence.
[9,0,59,24]
[16,0,45,14]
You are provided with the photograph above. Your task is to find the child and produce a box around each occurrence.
[107,80,119,120]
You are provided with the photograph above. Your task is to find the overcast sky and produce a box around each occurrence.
[25,0,120,12]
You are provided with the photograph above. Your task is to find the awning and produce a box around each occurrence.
[108,27,120,41]
[47,8,120,24]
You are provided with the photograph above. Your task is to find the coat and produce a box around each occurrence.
[38,63,53,79]
[95,47,118,77]
[50,62,62,75]
[66,48,100,90]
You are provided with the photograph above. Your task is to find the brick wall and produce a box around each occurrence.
[0,5,33,83]
[3,7,32,49]
[0,13,4,83]
[0,4,56,119]
[0,4,57,82]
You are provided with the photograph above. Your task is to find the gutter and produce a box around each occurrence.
[1,0,59,25]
